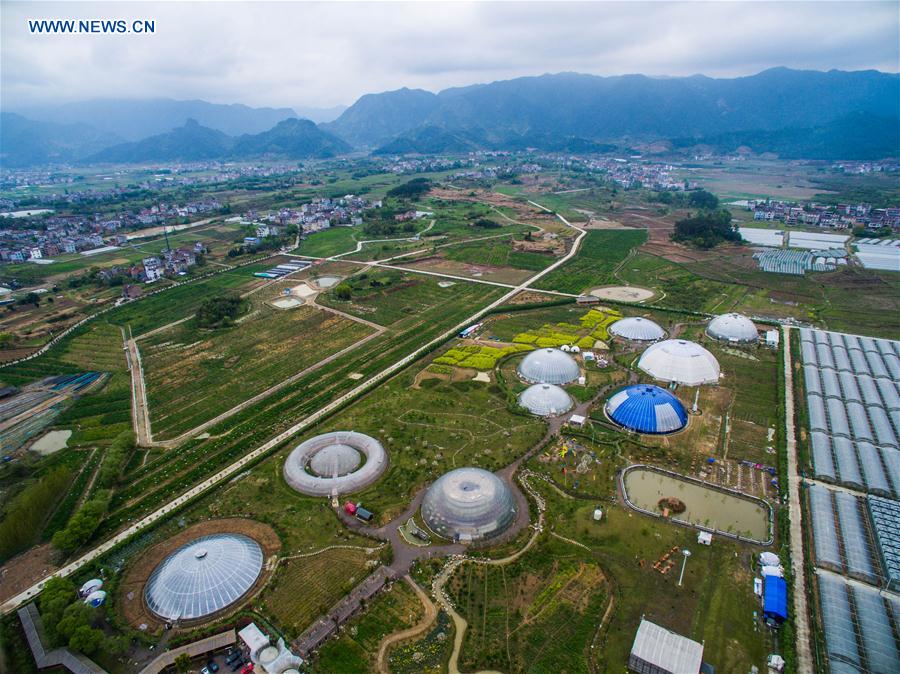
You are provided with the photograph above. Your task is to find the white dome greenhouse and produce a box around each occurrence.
[706,313,758,343]
[518,384,574,417]
[422,467,517,542]
[609,317,666,341]
[144,534,263,621]
[517,348,580,385]
[283,431,388,496]
[637,339,721,386]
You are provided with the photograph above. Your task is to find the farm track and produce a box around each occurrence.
[0,205,585,616]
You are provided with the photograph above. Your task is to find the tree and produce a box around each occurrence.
[334,283,352,301]
[672,209,740,249]
[195,293,245,329]
[0,332,15,348]
[68,624,103,655]
[174,653,192,673]
[687,189,720,210]
[52,490,112,554]
[39,577,77,643]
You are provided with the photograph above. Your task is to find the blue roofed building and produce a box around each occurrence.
[605,385,688,435]
[763,575,788,625]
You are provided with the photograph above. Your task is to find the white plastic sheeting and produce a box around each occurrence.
[283,431,388,497]
[609,316,665,342]
[637,339,720,386]
[706,313,758,343]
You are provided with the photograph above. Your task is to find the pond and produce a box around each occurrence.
[316,275,342,288]
[29,429,72,455]
[622,466,771,542]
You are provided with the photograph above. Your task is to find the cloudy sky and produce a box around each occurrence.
[2,1,898,110]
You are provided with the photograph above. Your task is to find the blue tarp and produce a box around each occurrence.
[763,575,788,623]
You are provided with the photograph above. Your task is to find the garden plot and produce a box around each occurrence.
[140,300,375,440]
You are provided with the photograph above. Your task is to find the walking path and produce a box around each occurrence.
[0,206,585,617]
[782,327,813,673]
[375,575,437,674]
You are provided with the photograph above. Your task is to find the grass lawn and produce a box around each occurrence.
[297,226,359,257]
[443,237,556,272]
[532,229,647,295]
[141,299,374,439]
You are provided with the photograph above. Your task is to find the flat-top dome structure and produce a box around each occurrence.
[144,534,263,622]
[422,467,517,542]
[609,317,665,342]
[707,313,758,343]
[605,385,688,434]
[518,384,574,417]
[517,348,580,385]
[637,339,720,386]
[284,431,387,496]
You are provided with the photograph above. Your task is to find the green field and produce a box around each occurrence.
[443,237,556,271]
[532,229,647,294]
[142,299,374,439]
[297,226,359,257]
[449,534,608,674]
[261,547,376,638]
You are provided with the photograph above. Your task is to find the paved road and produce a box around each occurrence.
[782,326,814,673]
[0,207,585,616]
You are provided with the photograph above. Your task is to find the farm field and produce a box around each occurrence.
[442,236,556,272]
[448,534,609,674]
[532,229,647,295]
[318,269,502,326]
[141,299,375,439]
[261,547,378,638]
[297,226,359,257]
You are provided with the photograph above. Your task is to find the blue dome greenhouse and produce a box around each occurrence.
[605,385,688,434]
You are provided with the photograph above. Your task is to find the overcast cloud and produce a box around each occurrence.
[2,1,898,110]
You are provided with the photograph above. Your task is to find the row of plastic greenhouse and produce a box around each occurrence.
[810,431,900,497]
[817,570,900,674]
[801,328,900,497]
[808,484,882,585]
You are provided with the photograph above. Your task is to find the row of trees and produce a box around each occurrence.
[51,489,112,554]
[96,430,136,489]
[0,466,72,562]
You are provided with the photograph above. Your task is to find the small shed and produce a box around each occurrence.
[763,576,788,625]
[628,618,703,674]
[697,531,712,546]
[569,414,586,428]
[355,506,373,522]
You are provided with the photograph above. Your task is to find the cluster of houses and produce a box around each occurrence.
[120,242,206,298]
[577,157,692,191]
[240,195,376,239]
[746,200,900,230]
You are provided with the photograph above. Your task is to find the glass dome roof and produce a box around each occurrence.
[605,385,688,434]
[309,443,361,477]
[518,384,574,417]
[609,317,666,341]
[637,339,721,386]
[284,431,388,496]
[517,348,580,385]
[707,313,758,343]
[144,534,263,621]
[422,467,517,542]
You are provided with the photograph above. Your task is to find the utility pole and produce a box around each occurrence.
[677,548,692,587]
[163,225,171,253]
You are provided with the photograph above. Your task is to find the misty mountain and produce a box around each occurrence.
[322,88,442,148]
[11,98,299,141]
[0,112,123,167]
[231,118,350,158]
[295,104,347,124]
[328,68,899,158]
[673,112,900,161]
[85,118,349,163]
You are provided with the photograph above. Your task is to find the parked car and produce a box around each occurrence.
[200,668,210,674]
[207,661,220,673]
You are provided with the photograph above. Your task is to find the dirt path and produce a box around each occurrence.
[376,575,437,674]
[124,327,153,447]
[783,327,813,673]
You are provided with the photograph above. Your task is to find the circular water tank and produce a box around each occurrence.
[517,348,580,385]
[609,317,665,341]
[422,467,517,542]
[518,384,574,417]
[605,385,688,434]
[637,339,720,386]
[707,313,758,343]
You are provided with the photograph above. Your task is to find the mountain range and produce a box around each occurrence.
[1,68,897,166]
